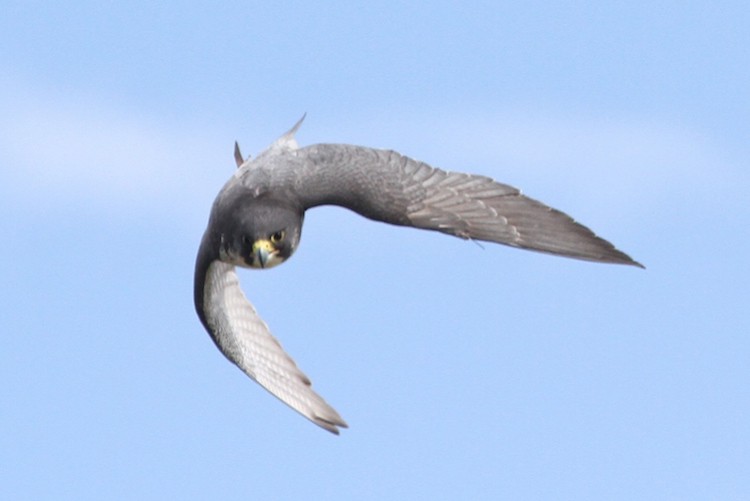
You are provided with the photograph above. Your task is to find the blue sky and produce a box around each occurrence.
[1,1,748,499]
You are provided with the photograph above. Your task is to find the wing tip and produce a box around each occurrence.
[592,246,644,269]
[315,416,349,435]
[314,404,349,435]
[625,257,646,269]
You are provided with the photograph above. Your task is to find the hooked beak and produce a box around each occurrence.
[251,239,276,269]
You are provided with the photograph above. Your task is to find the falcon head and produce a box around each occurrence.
[215,196,303,269]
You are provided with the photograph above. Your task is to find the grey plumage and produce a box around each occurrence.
[194,116,641,434]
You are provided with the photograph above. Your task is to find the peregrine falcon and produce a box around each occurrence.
[194,115,641,434]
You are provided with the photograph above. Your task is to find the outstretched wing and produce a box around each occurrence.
[295,144,642,267]
[198,259,347,434]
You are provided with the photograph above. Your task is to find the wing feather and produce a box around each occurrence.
[202,260,347,434]
[297,145,641,267]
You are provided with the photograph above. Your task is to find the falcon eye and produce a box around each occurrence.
[270,230,285,243]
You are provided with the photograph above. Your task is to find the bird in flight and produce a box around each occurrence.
[194,115,642,434]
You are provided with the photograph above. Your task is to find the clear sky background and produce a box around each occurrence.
[1,1,748,499]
